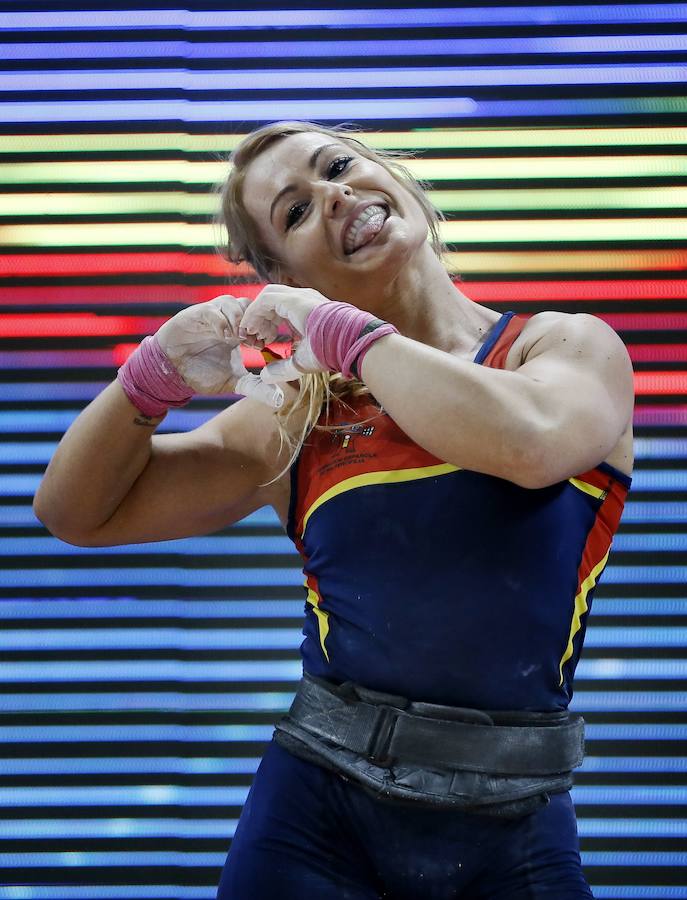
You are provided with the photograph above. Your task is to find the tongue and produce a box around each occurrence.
[352,210,386,251]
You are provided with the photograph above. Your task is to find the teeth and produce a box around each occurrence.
[344,205,387,254]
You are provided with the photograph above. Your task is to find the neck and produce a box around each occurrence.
[362,244,502,359]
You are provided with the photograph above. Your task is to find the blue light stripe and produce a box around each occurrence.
[622,502,687,523]
[585,724,687,740]
[0,888,214,900]
[1,96,686,124]
[634,438,687,459]
[572,692,687,711]
[1,6,686,29]
[579,819,687,837]
[0,567,303,587]
[0,724,275,742]
[0,786,248,805]
[583,627,687,646]
[612,534,687,551]
[0,410,215,433]
[0,851,226,867]
[3,34,687,60]
[3,64,685,92]
[576,659,687,678]
[572,787,687,804]
[582,851,687,866]
[0,628,303,650]
[0,599,304,619]
[0,660,302,681]
[0,442,57,463]
[582,757,687,772]
[592,598,687,616]
[0,819,238,839]
[0,757,259,776]
[603,567,687,584]
[0,693,293,712]
[0,536,295,555]
[592,890,687,899]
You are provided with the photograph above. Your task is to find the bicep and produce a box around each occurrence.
[516,314,634,485]
[85,399,279,546]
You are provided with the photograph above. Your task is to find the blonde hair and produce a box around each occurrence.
[215,120,446,476]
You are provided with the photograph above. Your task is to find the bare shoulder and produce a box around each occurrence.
[506,310,629,370]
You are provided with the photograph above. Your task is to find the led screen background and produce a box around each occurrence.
[0,2,686,897]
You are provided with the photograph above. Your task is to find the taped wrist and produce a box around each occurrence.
[117,335,194,418]
[306,301,399,379]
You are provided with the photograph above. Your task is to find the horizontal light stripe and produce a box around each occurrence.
[0,628,302,650]
[8,186,687,218]
[0,534,294,554]
[4,34,687,63]
[585,724,687,740]
[446,249,687,272]
[0,693,292,712]
[0,96,685,123]
[5,217,686,248]
[584,627,687,647]
[0,886,214,899]
[0,724,275,742]
[0,758,259,776]
[572,787,687,805]
[3,155,685,185]
[0,567,303,588]
[572,692,687,710]
[612,533,687,550]
[603,566,687,584]
[593,598,687,615]
[592,890,687,899]
[582,852,687,867]
[0,850,226,867]
[1,127,685,153]
[582,757,687,772]
[2,6,687,29]
[577,659,687,678]
[4,64,686,92]
[579,819,687,836]
[0,660,301,681]
[0,818,239,839]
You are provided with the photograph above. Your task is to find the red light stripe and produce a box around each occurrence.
[634,372,687,395]
[461,280,687,302]
[0,284,262,306]
[628,344,687,363]
[0,253,247,278]
[597,313,687,330]
[0,314,165,338]
[633,406,687,426]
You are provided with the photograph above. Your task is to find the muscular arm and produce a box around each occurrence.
[33,381,282,546]
[360,313,634,488]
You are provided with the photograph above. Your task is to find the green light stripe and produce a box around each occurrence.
[5,187,686,217]
[4,218,686,247]
[1,127,687,154]
[1,155,685,185]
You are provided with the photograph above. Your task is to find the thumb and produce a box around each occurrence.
[234,372,284,409]
[260,356,302,384]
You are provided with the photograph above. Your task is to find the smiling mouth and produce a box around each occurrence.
[343,204,389,255]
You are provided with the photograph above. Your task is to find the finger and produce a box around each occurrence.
[234,372,284,409]
[211,295,252,340]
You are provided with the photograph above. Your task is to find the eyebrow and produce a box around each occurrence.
[269,143,340,225]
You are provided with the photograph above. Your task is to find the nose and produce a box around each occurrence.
[316,181,353,217]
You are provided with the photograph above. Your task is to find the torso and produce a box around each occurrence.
[266,310,634,527]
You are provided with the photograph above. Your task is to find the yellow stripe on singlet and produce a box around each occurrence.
[300,463,460,538]
[305,583,330,662]
[568,477,608,500]
[558,549,610,686]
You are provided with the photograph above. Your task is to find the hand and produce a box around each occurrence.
[238,284,330,383]
[155,296,284,408]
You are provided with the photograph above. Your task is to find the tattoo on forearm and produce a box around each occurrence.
[133,415,158,428]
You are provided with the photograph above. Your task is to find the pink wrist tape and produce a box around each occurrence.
[306,302,399,379]
[117,335,194,418]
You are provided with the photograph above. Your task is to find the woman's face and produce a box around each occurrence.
[240,131,430,305]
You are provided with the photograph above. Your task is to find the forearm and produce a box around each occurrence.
[360,334,541,485]
[33,381,162,542]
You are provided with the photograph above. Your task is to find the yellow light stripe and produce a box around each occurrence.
[558,549,610,686]
[305,583,330,663]
[2,127,686,154]
[301,463,459,538]
[1,154,684,185]
[444,249,687,273]
[568,478,608,500]
[5,186,687,218]
[441,218,687,243]
[5,218,686,247]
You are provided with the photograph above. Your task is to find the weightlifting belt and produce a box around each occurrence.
[274,673,585,819]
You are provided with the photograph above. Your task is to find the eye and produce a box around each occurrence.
[285,201,308,230]
[327,155,353,178]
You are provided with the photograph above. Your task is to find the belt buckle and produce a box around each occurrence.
[366,704,400,767]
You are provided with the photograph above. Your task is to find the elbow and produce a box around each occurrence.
[33,491,102,547]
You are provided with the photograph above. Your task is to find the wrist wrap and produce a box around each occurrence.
[117,335,194,418]
[306,301,399,379]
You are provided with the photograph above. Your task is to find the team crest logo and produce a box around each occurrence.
[331,423,375,453]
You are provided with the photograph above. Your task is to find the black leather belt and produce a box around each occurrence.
[285,673,584,776]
